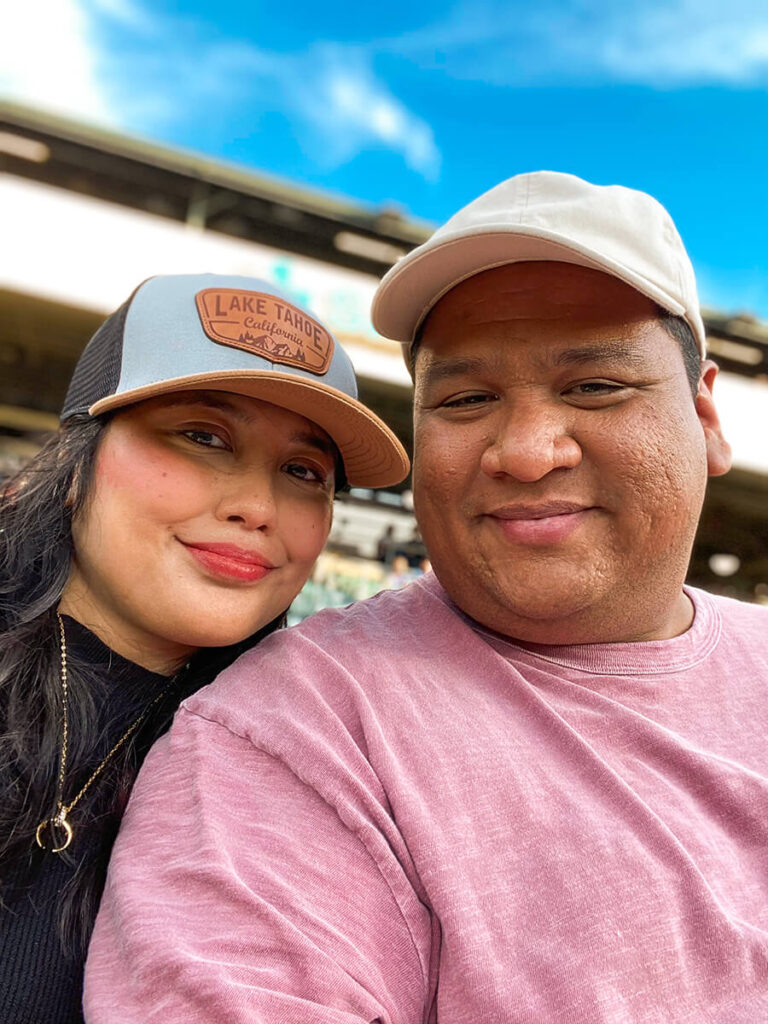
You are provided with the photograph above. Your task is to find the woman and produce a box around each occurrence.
[0,273,408,1023]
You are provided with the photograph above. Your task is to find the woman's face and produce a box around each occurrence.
[60,391,337,672]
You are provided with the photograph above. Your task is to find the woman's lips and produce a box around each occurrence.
[488,503,595,545]
[181,542,276,582]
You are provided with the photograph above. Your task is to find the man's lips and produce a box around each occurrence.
[486,502,595,544]
[490,501,591,520]
[181,541,276,582]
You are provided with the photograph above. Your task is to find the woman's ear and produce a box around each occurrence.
[696,360,732,479]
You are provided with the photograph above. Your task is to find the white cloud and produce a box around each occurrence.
[0,0,114,122]
[106,36,441,178]
[0,0,440,181]
[88,0,153,30]
[293,50,440,178]
[388,0,768,87]
[597,0,768,85]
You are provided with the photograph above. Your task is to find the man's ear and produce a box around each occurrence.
[696,360,732,478]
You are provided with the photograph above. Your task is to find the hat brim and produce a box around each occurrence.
[372,228,701,355]
[89,370,410,488]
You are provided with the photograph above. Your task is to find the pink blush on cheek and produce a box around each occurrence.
[95,433,187,502]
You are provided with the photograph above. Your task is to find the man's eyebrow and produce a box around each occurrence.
[417,344,650,393]
[418,357,491,389]
[552,344,647,368]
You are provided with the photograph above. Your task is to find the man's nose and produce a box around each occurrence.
[479,402,582,482]
[214,471,278,531]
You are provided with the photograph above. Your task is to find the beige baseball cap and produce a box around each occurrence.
[371,171,706,359]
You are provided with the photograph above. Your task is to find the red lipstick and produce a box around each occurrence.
[181,542,275,582]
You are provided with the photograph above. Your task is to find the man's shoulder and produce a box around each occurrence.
[692,585,768,631]
[689,586,768,662]
[183,574,462,725]
[292,574,437,641]
[285,572,455,656]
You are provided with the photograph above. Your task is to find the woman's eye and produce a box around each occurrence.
[181,429,230,450]
[284,462,330,486]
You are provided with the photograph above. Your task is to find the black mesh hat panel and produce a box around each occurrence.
[60,284,144,422]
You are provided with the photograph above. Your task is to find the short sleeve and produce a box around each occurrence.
[84,706,432,1023]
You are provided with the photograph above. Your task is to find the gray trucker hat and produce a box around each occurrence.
[62,273,409,488]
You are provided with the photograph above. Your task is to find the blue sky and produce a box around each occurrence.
[3,0,768,319]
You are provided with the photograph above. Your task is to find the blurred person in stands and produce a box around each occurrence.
[375,522,395,563]
[0,273,407,1024]
[386,553,415,589]
[85,176,768,1022]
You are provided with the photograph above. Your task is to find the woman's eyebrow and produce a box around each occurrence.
[157,393,253,422]
[159,395,335,454]
[290,432,336,458]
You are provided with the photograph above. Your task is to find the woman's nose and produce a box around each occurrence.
[214,472,278,530]
[479,404,582,482]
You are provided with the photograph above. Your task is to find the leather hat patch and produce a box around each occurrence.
[195,289,334,374]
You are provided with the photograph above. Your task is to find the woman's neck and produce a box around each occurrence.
[58,584,194,675]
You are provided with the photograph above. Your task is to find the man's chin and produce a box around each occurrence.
[447,579,616,645]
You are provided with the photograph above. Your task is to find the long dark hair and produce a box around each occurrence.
[0,414,285,954]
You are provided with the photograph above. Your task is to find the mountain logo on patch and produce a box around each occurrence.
[195,289,334,374]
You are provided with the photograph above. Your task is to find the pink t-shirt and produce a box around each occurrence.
[84,576,768,1022]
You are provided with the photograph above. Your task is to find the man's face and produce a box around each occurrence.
[412,262,731,644]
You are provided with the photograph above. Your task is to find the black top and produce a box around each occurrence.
[0,617,176,1024]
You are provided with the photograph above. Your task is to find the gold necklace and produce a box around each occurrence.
[35,613,177,854]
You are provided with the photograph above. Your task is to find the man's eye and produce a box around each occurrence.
[442,392,497,408]
[182,430,230,449]
[567,381,626,397]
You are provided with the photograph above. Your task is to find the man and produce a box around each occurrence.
[84,173,768,1022]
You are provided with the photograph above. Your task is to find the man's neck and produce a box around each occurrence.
[451,588,696,647]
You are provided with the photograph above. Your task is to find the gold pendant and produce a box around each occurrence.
[35,811,73,853]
